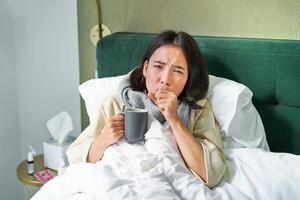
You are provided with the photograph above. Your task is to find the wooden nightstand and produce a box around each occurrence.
[16,154,57,197]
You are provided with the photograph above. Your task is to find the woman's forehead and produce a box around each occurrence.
[150,45,187,67]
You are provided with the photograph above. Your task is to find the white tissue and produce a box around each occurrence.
[46,111,73,144]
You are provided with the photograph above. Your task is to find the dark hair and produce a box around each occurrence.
[130,30,209,109]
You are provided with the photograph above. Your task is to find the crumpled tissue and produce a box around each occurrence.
[46,111,73,144]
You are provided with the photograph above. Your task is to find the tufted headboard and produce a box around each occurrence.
[96,32,300,155]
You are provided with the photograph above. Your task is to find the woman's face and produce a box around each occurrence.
[143,44,188,97]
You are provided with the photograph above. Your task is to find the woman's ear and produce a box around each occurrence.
[143,60,148,77]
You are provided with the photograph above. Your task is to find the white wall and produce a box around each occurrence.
[0,0,80,199]
[13,0,81,157]
[0,0,23,199]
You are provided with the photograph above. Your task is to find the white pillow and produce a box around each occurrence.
[79,75,125,125]
[208,75,269,150]
[79,75,269,150]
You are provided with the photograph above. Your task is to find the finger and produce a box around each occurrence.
[112,127,124,134]
[112,125,124,130]
[117,112,125,117]
[157,102,174,112]
[111,120,124,126]
[157,102,167,111]
[156,98,171,104]
[108,127,124,136]
[110,115,124,122]
[156,99,176,108]
[106,118,121,125]
[107,121,124,129]
[106,121,123,130]
[155,90,173,100]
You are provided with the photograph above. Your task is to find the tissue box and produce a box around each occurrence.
[43,136,75,171]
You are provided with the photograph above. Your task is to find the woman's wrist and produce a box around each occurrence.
[87,134,111,163]
[168,115,183,129]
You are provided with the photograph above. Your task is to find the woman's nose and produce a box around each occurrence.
[160,69,171,86]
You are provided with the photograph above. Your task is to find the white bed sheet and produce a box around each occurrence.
[32,119,300,200]
[225,148,300,200]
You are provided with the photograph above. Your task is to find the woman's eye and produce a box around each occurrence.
[153,65,162,69]
[173,69,184,74]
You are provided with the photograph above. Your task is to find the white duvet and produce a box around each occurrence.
[32,119,300,200]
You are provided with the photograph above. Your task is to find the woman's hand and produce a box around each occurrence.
[87,113,124,163]
[100,113,124,145]
[148,88,180,123]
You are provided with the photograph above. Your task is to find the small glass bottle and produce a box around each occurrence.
[27,146,36,175]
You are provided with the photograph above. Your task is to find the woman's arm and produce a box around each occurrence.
[169,100,227,188]
[149,90,225,188]
[87,135,110,163]
[67,96,123,164]
[168,118,207,182]
[149,89,206,180]
[87,114,124,163]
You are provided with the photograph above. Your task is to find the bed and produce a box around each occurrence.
[32,32,300,200]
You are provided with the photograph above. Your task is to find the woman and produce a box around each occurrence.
[67,30,226,188]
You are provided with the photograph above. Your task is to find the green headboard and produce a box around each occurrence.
[97,32,300,155]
